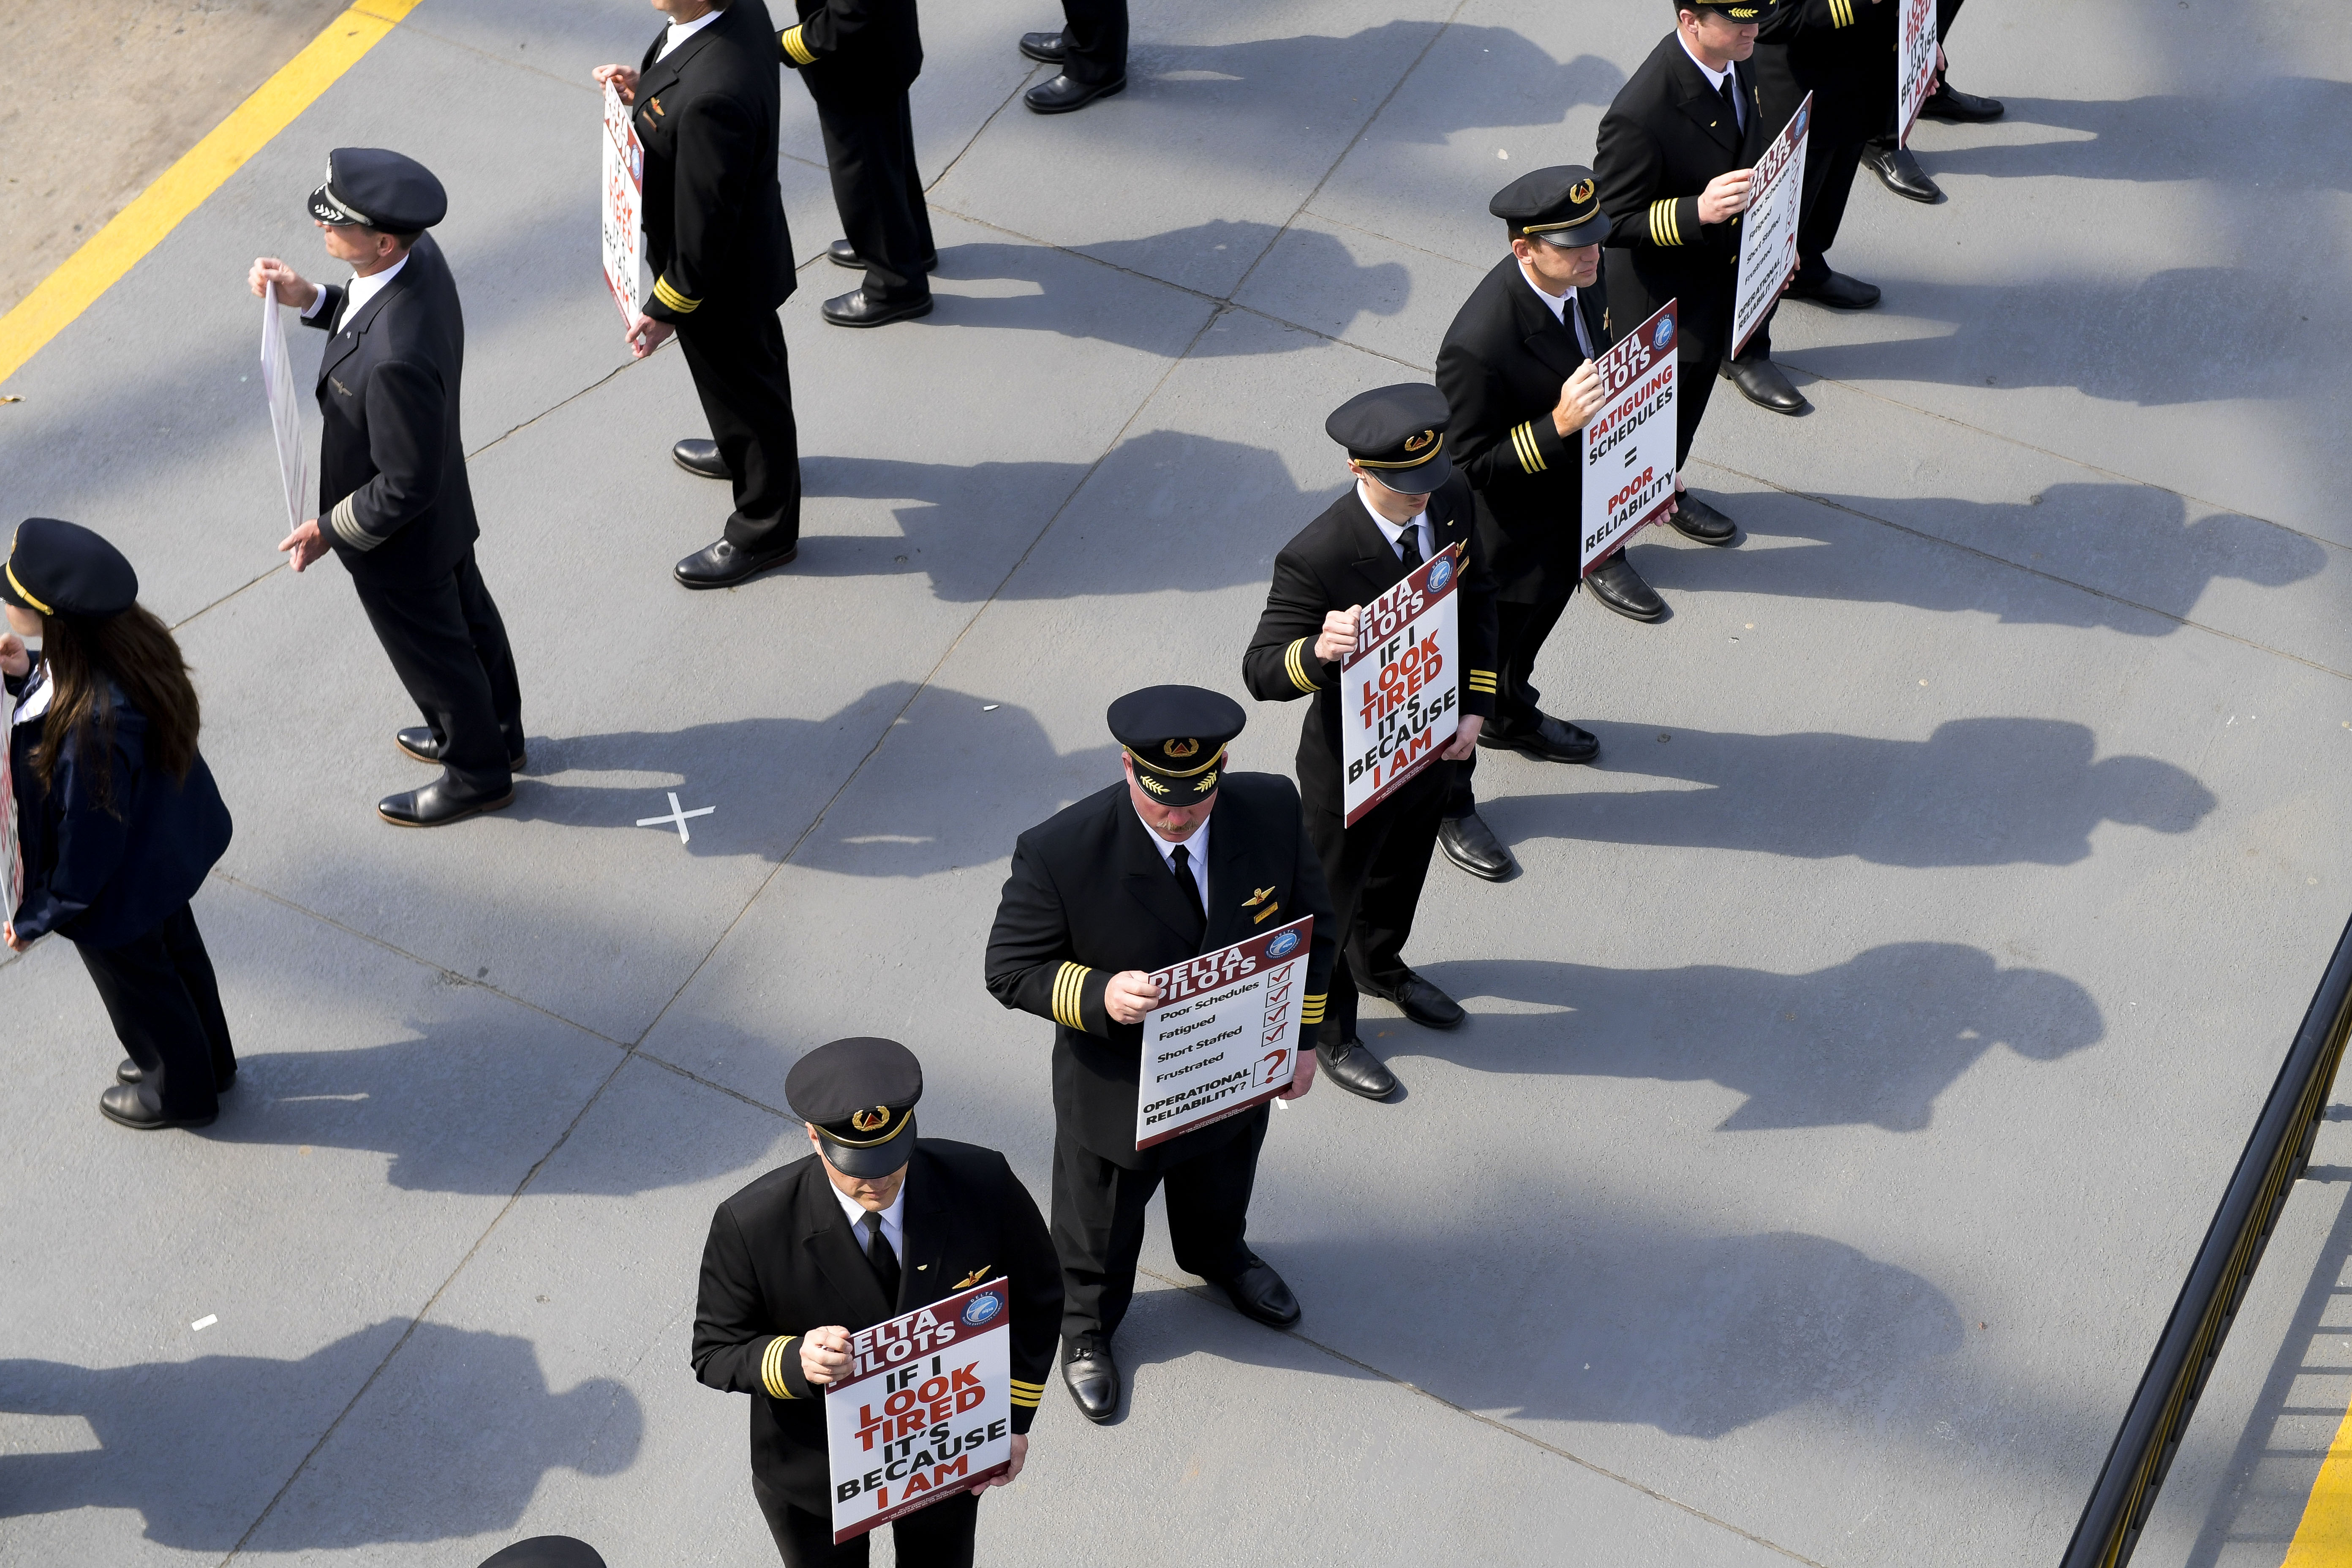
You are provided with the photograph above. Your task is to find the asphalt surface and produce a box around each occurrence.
[2,0,2349,1564]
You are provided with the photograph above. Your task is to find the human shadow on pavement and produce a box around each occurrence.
[1639,482,2328,629]
[1494,718,2214,868]
[1402,946,2100,1133]
[1916,84,2352,194]
[0,1321,638,1549]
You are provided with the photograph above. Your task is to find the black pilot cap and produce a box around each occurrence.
[309,147,448,231]
[1,518,138,619]
[787,1038,923,1178]
[476,1539,607,1568]
[1109,685,1244,804]
[1490,164,1612,248]
[1327,383,1454,495]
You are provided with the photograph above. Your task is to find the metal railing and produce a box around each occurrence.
[2063,911,2352,1568]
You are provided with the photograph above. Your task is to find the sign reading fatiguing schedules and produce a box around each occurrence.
[259,283,309,539]
[1731,91,1810,359]
[601,82,646,325]
[1579,300,1679,573]
[826,1280,1014,1544]
[1339,544,1461,827]
[1136,915,1313,1150]
[1897,0,1937,144]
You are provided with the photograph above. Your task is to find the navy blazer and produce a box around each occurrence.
[7,666,232,949]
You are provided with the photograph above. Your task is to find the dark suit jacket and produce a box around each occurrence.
[984,774,1338,1168]
[1435,259,1618,602]
[1240,475,1500,808]
[1594,33,1772,329]
[6,670,232,949]
[778,0,922,97]
[634,0,795,322]
[1754,0,1965,142]
[303,232,478,587]
[691,1140,1059,1515]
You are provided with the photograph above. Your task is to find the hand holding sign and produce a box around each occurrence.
[1551,359,1606,436]
[1698,168,1754,223]
[1314,605,1361,663]
[1103,969,1159,1025]
[802,1326,855,1385]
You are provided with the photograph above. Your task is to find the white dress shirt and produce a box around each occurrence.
[833,1183,906,1263]
[301,250,409,334]
[12,661,50,727]
[1357,482,1430,565]
[1135,809,1211,911]
[658,6,724,58]
[1677,34,1746,130]
[1516,267,1597,359]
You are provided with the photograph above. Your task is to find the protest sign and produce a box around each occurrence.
[826,1279,1014,1544]
[1,698,19,938]
[601,82,646,325]
[259,283,308,539]
[1897,0,1937,144]
[1731,91,1810,359]
[1135,914,1313,1150]
[1579,300,1680,574]
[1338,543,1462,827]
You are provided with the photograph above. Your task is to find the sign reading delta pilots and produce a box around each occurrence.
[825,1279,1014,1544]
[1136,915,1313,1150]
[1579,300,1680,573]
[1338,544,1462,826]
[1897,0,1937,144]
[600,82,645,326]
[1731,91,1810,359]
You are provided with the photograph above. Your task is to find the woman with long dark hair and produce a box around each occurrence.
[3,518,236,1130]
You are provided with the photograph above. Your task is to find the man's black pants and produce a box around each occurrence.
[1443,584,1576,818]
[1057,0,1127,85]
[1050,1111,1264,1342]
[752,1477,977,1568]
[814,88,934,306]
[351,547,522,798]
[76,903,235,1121]
[676,303,801,555]
[1310,762,1447,1043]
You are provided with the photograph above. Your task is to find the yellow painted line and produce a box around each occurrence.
[0,0,422,388]
[2284,1392,2352,1565]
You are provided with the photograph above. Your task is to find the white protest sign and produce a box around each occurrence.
[1136,914,1313,1150]
[1897,0,1937,145]
[1,699,20,939]
[826,1279,1014,1544]
[1731,91,1810,359]
[601,82,646,325]
[1579,299,1680,574]
[1339,544,1462,827]
[259,283,309,539]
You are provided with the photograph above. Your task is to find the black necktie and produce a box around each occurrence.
[1169,844,1207,932]
[1719,74,1742,135]
[862,1211,901,1304]
[1396,520,1424,570]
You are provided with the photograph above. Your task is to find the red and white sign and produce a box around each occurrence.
[1339,544,1462,827]
[1579,299,1680,573]
[1731,91,1810,359]
[1136,914,1313,1150]
[601,82,646,325]
[1897,0,1937,145]
[825,1279,1014,1544]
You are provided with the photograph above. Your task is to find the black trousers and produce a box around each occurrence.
[815,89,934,305]
[752,1476,977,1568]
[1790,134,1867,289]
[76,903,234,1120]
[1673,297,1734,467]
[1058,0,1127,85]
[676,303,801,554]
[1308,763,1446,1046]
[1050,1111,1264,1342]
[1443,585,1577,817]
[351,548,521,798]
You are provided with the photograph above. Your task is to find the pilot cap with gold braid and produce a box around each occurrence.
[1327,383,1454,496]
[1110,685,1245,804]
[786,1037,923,1178]
[1,518,139,619]
[1489,164,1612,249]
[1684,0,1780,19]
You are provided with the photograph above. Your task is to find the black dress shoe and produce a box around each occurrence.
[821,288,935,328]
[99,1083,215,1130]
[1585,553,1666,621]
[1668,492,1738,545]
[1316,1039,1397,1100]
[1062,1338,1119,1423]
[1025,73,1124,114]
[1786,270,1880,310]
[1214,1255,1301,1329]
[672,438,730,479]
[396,728,525,773]
[1921,82,2003,122]
[1861,140,1943,202]
[1720,354,1809,416]
[378,780,515,828]
[826,238,937,273]
[1479,715,1599,765]
[674,538,798,589]
[1437,811,1516,880]
[117,1059,236,1091]
[1017,30,1066,63]
[1362,968,1465,1031]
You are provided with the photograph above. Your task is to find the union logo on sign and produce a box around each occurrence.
[1653,316,1675,350]
[961,1292,1004,1326]
[1428,556,1453,592]
[1267,930,1301,959]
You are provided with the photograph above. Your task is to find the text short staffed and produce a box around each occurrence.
[1136,915,1314,1149]
[825,1280,1014,1544]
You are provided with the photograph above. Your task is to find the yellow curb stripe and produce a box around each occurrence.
[2286,1392,2352,1565]
[0,0,422,388]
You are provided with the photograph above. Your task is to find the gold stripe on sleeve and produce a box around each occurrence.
[1052,962,1093,1029]
[652,274,701,314]
[1285,638,1318,693]
[780,24,817,64]
[762,1335,798,1399]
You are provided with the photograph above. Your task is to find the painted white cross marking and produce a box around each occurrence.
[637,791,715,844]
